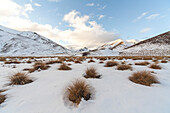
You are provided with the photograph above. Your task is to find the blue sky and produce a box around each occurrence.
[0,0,170,48]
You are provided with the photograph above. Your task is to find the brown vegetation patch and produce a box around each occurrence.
[46,60,62,64]
[74,60,82,64]
[104,61,118,67]
[135,61,150,66]
[9,72,33,85]
[4,60,21,64]
[65,79,93,105]
[0,94,6,105]
[33,62,50,70]
[58,63,72,70]
[129,71,159,86]
[161,60,168,63]
[117,64,132,70]
[84,67,101,79]
[88,59,95,63]
[149,64,162,69]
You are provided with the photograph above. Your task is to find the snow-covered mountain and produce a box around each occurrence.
[0,25,70,56]
[120,31,170,56]
[88,39,138,56]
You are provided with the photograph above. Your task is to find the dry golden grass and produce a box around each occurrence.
[9,72,33,85]
[66,79,92,105]
[99,61,104,64]
[23,62,50,73]
[58,63,72,70]
[135,61,150,66]
[26,60,32,64]
[129,71,159,86]
[84,67,101,79]
[74,60,81,64]
[104,61,118,67]
[4,60,21,64]
[46,60,62,64]
[33,62,50,70]
[0,94,6,105]
[121,61,126,64]
[88,59,95,63]
[117,64,132,70]
[161,60,168,63]
[149,64,162,69]
[0,57,6,61]
[143,57,153,60]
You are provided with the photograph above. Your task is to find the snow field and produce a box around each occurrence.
[0,57,170,113]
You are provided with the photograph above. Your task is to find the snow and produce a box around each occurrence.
[87,39,138,56]
[0,58,170,113]
[0,25,70,56]
[121,43,170,56]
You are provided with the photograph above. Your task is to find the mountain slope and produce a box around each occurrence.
[88,39,137,56]
[0,25,70,56]
[120,31,170,56]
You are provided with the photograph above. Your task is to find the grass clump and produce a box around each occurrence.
[66,79,93,105]
[33,62,50,70]
[117,64,132,70]
[74,60,81,64]
[9,72,33,85]
[88,59,95,63]
[129,71,159,86]
[104,61,118,67]
[46,60,62,64]
[149,64,162,69]
[0,94,6,105]
[161,60,168,63]
[135,61,150,66]
[58,63,72,70]
[84,67,101,79]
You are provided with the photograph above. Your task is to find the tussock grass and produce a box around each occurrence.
[0,57,6,61]
[33,62,50,70]
[99,61,104,64]
[26,60,32,63]
[74,60,81,64]
[9,72,33,85]
[58,63,72,70]
[135,61,150,66]
[104,61,118,67]
[88,59,95,63]
[46,60,62,64]
[0,94,6,105]
[161,60,168,63]
[129,71,159,86]
[121,61,126,64]
[65,79,93,105]
[117,64,132,70]
[143,57,153,60]
[149,64,162,69]
[4,60,21,64]
[84,67,101,79]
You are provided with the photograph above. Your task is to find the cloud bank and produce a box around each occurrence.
[0,0,119,49]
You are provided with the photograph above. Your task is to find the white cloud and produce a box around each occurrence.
[86,3,95,7]
[140,28,151,33]
[134,12,148,21]
[34,3,41,7]
[48,0,60,2]
[0,0,28,18]
[24,4,34,13]
[146,14,160,20]
[98,15,105,20]
[0,0,119,49]
[98,5,107,10]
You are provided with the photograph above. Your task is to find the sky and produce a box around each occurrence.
[0,0,170,49]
